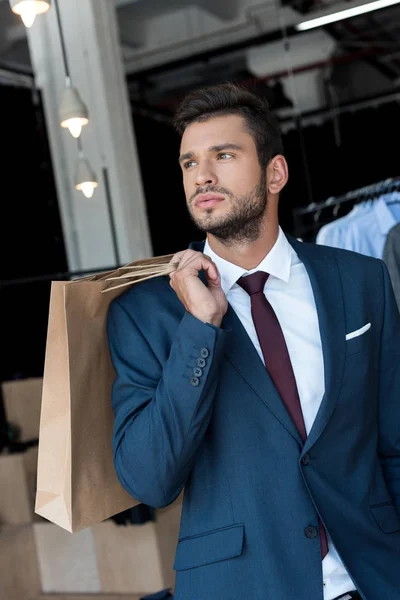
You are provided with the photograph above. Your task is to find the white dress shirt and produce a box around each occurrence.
[204,227,355,600]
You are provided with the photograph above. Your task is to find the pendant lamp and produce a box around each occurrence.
[9,0,50,28]
[75,152,98,199]
[59,79,89,139]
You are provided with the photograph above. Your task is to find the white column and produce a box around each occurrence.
[27,0,153,272]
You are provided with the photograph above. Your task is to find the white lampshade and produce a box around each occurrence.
[59,86,89,138]
[9,0,50,27]
[75,156,98,199]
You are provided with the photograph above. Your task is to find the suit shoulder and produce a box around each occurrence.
[299,239,382,272]
[110,274,171,313]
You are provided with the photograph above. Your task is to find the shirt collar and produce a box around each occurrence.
[203,227,293,295]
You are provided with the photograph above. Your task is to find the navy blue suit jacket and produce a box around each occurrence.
[107,237,400,600]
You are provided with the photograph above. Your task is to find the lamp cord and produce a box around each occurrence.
[53,0,71,81]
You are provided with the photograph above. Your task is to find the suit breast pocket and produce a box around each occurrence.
[173,524,244,571]
[346,328,372,356]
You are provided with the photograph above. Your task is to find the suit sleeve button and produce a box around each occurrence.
[304,526,318,539]
[200,348,209,358]
[190,376,200,386]
[197,357,206,368]
[193,367,203,377]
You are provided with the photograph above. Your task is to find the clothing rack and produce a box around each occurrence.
[292,177,400,239]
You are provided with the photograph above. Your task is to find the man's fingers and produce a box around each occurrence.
[169,250,218,279]
[168,250,186,271]
[202,259,220,284]
[174,253,220,283]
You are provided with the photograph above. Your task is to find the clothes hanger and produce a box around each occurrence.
[381,179,400,204]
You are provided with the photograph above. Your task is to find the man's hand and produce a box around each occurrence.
[169,250,228,327]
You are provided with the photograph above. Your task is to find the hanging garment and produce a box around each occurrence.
[383,222,400,311]
[315,202,371,247]
[316,192,400,258]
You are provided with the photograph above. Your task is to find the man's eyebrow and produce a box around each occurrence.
[208,143,243,153]
[178,143,242,164]
[178,151,194,164]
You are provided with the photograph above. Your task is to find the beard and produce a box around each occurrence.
[187,175,267,246]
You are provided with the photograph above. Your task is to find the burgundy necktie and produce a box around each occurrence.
[237,271,328,559]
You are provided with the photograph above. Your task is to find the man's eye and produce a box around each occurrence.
[184,161,196,169]
[218,153,233,160]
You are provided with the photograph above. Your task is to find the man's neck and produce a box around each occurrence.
[207,220,279,270]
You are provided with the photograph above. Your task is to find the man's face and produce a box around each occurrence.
[179,114,267,244]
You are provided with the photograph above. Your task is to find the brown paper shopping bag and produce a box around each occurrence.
[35,255,175,533]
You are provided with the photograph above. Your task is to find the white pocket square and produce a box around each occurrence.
[346,322,371,341]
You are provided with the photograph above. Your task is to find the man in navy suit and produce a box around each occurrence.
[107,83,400,600]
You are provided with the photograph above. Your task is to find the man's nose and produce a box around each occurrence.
[195,165,217,187]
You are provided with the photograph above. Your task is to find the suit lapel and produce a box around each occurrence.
[222,305,303,445]
[288,237,347,452]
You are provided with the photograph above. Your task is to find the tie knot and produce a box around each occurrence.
[237,271,269,296]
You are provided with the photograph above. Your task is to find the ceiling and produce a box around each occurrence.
[119,0,400,121]
[0,0,400,118]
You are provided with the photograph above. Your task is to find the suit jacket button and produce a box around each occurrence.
[305,526,318,539]
[200,348,209,358]
[193,367,203,377]
[190,376,200,386]
[301,453,310,466]
[197,357,206,368]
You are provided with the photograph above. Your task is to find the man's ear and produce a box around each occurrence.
[267,155,288,195]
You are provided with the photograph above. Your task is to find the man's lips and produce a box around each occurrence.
[194,193,225,208]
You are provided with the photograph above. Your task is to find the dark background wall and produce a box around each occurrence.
[0,85,67,382]
[0,84,67,447]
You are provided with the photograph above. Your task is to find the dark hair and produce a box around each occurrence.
[174,82,284,169]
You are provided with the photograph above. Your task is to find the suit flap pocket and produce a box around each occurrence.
[174,524,244,571]
[370,503,400,533]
